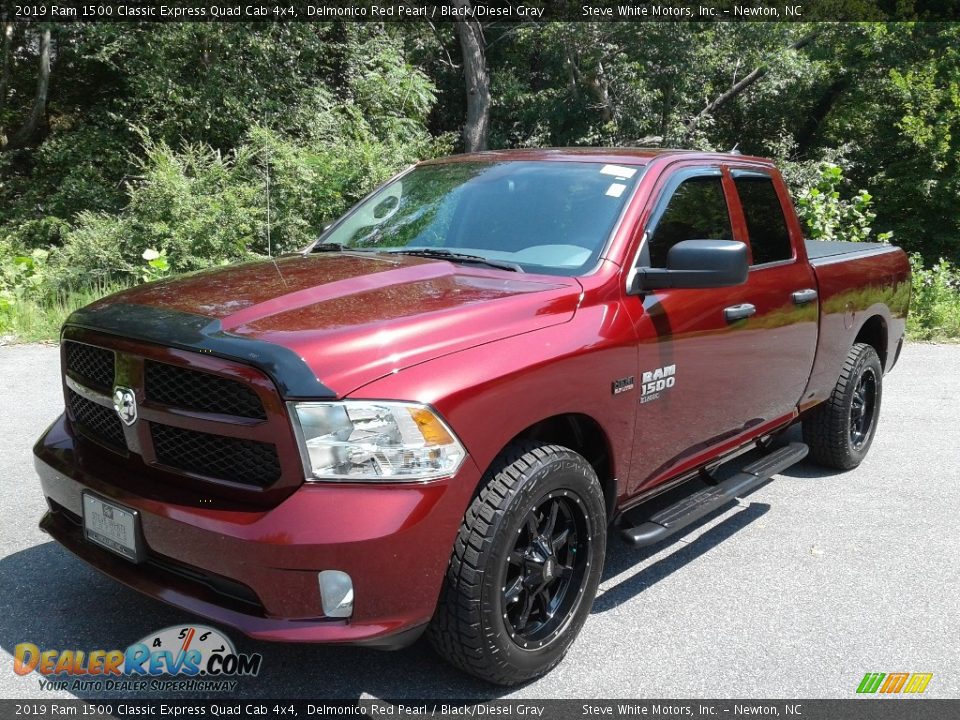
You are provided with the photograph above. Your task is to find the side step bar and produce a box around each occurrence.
[620,442,809,546]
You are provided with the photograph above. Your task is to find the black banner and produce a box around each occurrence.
[5,0,960,23]
[1,699,958,720]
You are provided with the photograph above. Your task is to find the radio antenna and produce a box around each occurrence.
[265,124,272,258]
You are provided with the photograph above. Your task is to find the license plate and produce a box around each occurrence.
[82,493,142,563]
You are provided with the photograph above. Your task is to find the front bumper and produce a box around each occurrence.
[34,414,480,647]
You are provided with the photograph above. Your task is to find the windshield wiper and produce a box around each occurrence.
[311,242,347,253]
[311,242,381,253]
[387,249,523,273]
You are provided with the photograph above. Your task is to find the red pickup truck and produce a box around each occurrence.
[34,149,910,685]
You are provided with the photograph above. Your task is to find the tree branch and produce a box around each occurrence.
[683,30,819,140]
[425,18,457,69]
[485,21,540,51]
[400,1,457,69]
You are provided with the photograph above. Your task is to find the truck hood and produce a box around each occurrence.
[71,253,581,397]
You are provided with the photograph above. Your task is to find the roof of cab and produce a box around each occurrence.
[421,147,773,167]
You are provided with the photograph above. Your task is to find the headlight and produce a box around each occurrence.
[289,401,466,482]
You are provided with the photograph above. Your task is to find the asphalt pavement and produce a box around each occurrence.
[1,342,957,700]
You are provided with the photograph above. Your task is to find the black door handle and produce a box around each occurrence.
[724,303,757,323]
[792,288,818,305]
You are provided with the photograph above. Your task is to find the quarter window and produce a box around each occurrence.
[647,176,732,268]
[734,175,793,265]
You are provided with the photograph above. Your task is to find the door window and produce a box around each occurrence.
[646,176,733,267]
[734,175,793,265]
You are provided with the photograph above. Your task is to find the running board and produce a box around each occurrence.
[620,442,809,546]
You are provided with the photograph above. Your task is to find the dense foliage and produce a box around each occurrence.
[1,21,958,339]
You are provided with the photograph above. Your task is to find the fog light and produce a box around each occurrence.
[318,570,354,618]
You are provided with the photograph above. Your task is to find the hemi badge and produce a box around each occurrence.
[612,376,635,395]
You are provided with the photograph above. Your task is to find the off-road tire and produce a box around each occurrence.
[428,442,606,685]
[803,342,883,470]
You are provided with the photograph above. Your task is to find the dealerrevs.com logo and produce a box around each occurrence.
[14,625,262,693]
[857,672,934,695]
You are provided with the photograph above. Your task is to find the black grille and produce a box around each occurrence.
[65,342,115,391]
[44,501,263,613]
[151,423,280,486]
[145,361,266,419]
[148,556,264,612]
[67,389,126,451]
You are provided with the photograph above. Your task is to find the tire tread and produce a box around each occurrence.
[428,441,593,685]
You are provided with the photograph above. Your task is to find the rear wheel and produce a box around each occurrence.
[803,342,883,470]
[428,442,606,685]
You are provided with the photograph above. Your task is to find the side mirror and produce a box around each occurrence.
[628,239,749,294]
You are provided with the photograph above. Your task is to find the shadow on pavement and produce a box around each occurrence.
[778,460,847,480]
[594,502,770,613]
[761,424,847,480]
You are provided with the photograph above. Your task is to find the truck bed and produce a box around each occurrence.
[804,239,896,263]
[803,239,910,409]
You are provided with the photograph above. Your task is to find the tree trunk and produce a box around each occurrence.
[564,41,612,126]
[585,60,612,124]
[0,23,13,115]
[794,77,848,156]
[6,26,51,150]
[563,43,580,98]
[455,2,489,152]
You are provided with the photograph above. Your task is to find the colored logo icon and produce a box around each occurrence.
[857,672,933,694]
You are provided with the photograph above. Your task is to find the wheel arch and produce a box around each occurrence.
[487,413,618,520]
[854,314,888,370]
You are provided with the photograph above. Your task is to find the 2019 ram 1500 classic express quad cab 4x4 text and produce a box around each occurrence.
[34,149,910,684]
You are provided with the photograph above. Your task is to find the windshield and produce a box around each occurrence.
[315,160,644,275]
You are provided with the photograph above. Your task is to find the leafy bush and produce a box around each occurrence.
[0,248,51,320]
[47,115,445,286]
[141,248,171,283]
[1,23,457,341]
[0,125,132,238]
[796,164,893,244]
[51,136,265,283]
[908,254,960,341]
[1,70,451,342]
[0,242,123,342]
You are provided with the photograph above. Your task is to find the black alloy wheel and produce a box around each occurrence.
[502,492,591,648]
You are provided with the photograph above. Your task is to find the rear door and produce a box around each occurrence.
[626,163,817,495]
[727,168,819,419]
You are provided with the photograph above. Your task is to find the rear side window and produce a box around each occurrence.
[647,176,732,268]
[734,175,793,265]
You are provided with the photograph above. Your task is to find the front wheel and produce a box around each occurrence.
[428,442,607,685]
[803,342,884,470]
